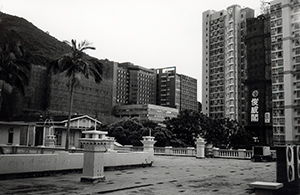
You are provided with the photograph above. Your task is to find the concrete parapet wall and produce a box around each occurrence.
[0,151,153,176]
[0,152,83,175]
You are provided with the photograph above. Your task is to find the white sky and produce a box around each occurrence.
[1,0,261,101]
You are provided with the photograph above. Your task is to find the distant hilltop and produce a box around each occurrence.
[0,12,71,65]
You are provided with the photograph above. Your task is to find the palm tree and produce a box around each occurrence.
[0,42,31,112]
[49,39,103,150]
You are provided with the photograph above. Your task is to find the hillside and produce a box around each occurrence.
[0,12,71,65]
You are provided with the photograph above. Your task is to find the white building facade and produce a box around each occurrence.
[202,5,254,124]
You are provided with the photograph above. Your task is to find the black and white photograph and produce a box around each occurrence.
[0,0,297,194]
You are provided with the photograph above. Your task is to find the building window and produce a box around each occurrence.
[8,128,14,144]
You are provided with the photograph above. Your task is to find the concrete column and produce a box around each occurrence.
[238,149,246,159]
[196,137,206,159]
[141,136,156,164]
[79,130,113,183]
[141,136,156,154]
[187,147,195,156]
[165,146,172,155]
[106,136,115,151]
[213,147,220,157]
[45,126,56,147]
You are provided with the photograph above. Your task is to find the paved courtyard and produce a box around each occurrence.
[0,155,276,195]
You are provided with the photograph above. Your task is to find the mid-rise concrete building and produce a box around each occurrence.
[156,67,198,112]
[118,63,156,105]
[180,74,198,111]
[156,67,181,109]
[114,104,179,123]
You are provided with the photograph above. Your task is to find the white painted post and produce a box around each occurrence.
[141,136,156,154]
[141,136,156,164]
[45,126,56,147]
[238,149,246,159]
[165,146,173,155]
[196,137,206,159]
[213,147,220,157]
[187,147,195,156]
[79,130,113,183]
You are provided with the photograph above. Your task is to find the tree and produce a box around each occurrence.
[164,110,255,149]
[164,110,202,147]
[49,39,103,150]
[0,42,31,112]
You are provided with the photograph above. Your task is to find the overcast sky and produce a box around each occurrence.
[1,0,261,101]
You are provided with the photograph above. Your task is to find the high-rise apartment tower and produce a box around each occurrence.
[270,0,300,145]
[202,5,254,124]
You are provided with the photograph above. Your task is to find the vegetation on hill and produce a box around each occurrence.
[0,13,104,121]
[0,12,71,65]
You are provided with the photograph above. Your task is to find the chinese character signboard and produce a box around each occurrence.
[251,90,259,122]
[265,112,270,123]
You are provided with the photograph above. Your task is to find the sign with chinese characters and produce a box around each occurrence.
[251,90,259,122]
[265,112,270,123]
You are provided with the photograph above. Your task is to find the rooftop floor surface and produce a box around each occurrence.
[0,155,276,195]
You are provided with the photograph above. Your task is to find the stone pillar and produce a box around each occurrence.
[238,149,246,159]
[165,146,173,155]
[45,126,56,147]
[196,137,206,159]
[79,130,113,183]
[187,147,195,156]
[141,136,156,163]
[106,136,115,151]
[213,147,220,157]
[141,136,156,153]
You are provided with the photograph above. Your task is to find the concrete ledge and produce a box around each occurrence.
[249,181,283,190]
[249,181,283,195]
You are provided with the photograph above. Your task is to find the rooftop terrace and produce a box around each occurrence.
[0,155,275,195]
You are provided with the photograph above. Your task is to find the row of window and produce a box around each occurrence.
[271,35,282,43]
[210,85,224,92]
[274,26,283,37]
[210,67,224,75]
[271,43,283,52]
[210,29,224,37]
[271,19,282,28]
[209,17,224,25]
[210,54,224,62]
[272,92,284,100]
[210,106,224,112]
[210,35,224,43]
[273,118,285,125]
[273,109,285,117]
[270,3,282,12]
[272,101,284,108]
[210,48,224,56]
[210,42,224,50]
[210,79,224,87]
[209,113,224,118]
[272,67,284,75]
[210,99,224,105]
[209,92,224,99]
[210,61,224,68]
